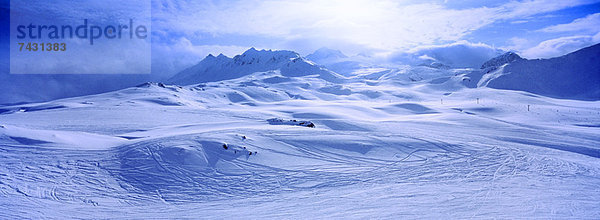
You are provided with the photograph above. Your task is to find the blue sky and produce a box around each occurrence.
[2,0,600,75]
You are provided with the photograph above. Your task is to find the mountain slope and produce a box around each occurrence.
[471,44,600,100]
[169,48,345,85]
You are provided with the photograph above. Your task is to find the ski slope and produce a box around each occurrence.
[1,64,599,218]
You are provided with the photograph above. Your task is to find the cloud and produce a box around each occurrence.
[498,0,598,18]
[506,37,531,51]
[523,12,600,59]
[539,13,600,33]
[521,35,600,59]
[147,0,600,74]
[387,41,504,68]
[153,0,599,52]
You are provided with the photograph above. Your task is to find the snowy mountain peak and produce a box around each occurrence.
[246,47,258,53]
[169,48,345,85]
[233,48,301,66]
[198,53,232,65]
[480,51,523,69]
[239,47,298,58]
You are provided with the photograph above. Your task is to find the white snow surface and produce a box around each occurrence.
[1,58,600,218]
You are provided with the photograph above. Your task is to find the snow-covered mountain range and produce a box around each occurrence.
[466,44,600,100]
[170,44,599,101]
[169,48,345,85]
